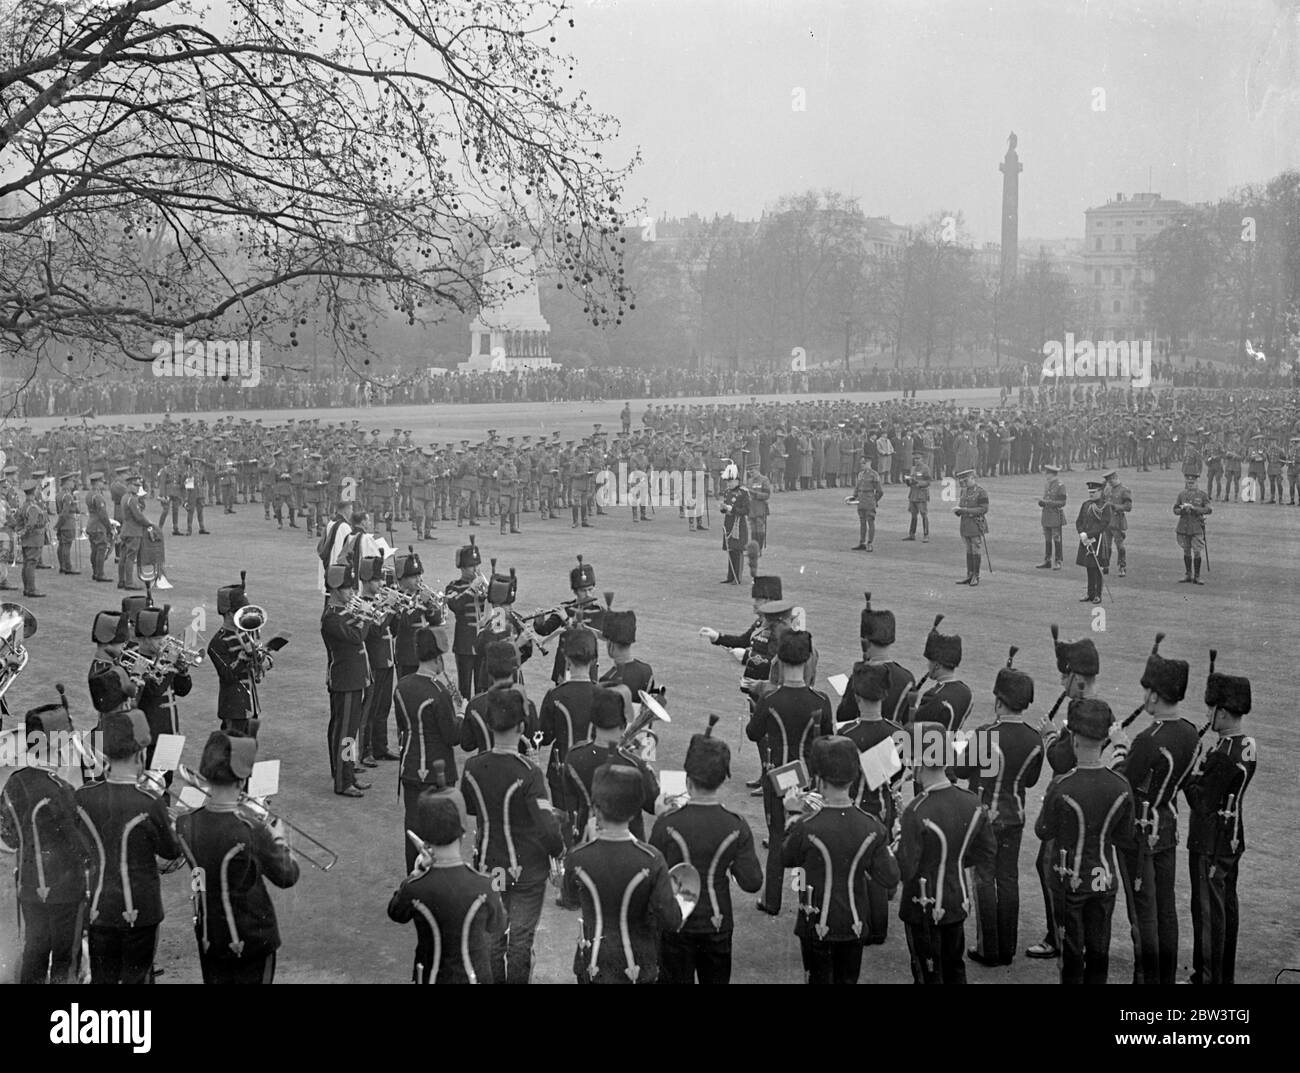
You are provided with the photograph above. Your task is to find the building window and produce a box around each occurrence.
[478,332,491,355]
[1093,299,1101,313]
[1113,268,1122,284]
[1135,236,1144,251]
[1156,218,1164,225]
[1136,219,1144,227]
[1113,236,1123,251]
[1094,269,1102,284]
[1114,219,1124,227]
[1112,300,1121,313]
[1095,237,1103,251]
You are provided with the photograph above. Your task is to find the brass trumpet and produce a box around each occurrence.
[118,647,169,687]
[174,764,338,871]
[158,634,205,670]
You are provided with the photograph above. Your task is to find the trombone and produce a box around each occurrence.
[174,764,339,872]
[0,602,37,706]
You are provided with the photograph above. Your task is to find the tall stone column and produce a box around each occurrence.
[999,132,1022,292]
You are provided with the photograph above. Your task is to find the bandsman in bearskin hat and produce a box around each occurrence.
[0,700,93,983]
[533,554,608,685]
[746,629,833,916]
[1034,698,1133,984]
[394,629,463,869]
[176,731,300,984]
[461,639,537,756]
[463,689,563,983]
[392,544,445,680]
[781,736,900,984]
[562,687,659,842]
[563,763,682,984]
[322,558,371,797]
[649,715,762,984]
[1028,625,1102,960]
[444,535,486,697]
[897,719,995,984]
[599,606,656,698]
[207,572,260,736]
[1114,633,1199,985]
[90,608,129,681]
[954,647,1043,968]
[839,662,906,831]
[357,553,399,766]
[472,563,533,695]
[74,709,181,982]
[834,592,916,727]
[1183,651,1256,984]
[538,627,606,896]
[387,782,505,984]
[903,615,972,731]
[132,604,193,774]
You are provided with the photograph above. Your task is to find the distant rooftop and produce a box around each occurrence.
[1086,192,1190,213]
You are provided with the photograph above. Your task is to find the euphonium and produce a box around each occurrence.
[232,604,275,680]
[0,602,37,702]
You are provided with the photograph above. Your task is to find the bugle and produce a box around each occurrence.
[174,764,338,871]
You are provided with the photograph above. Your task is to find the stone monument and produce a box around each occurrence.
[460,223,555,372]
[999,132,1022,291]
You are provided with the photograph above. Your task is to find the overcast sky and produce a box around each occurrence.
[563,0,1300,241]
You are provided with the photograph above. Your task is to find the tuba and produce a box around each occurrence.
[0,602,37,704]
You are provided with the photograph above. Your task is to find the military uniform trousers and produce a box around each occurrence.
[761,781,787,912]
[800,935,864,985]
[1034,837,1060,948]
[1189,850,1240,985]
[20,541,43,593]
[494,877,546,985]
[327,688,364,793]
[198,944,276,984]
[18,898,86,984]
[659,930,734,985]
[1054,889,1117,984]
[1118,844,1178,984]
[89,923,159,984]
[904,919,966,984]
[971,821,1023,964]
[361,665,395,759]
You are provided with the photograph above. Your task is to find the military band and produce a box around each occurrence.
[0,481,1273,989]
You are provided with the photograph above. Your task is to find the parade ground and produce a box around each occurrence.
[2,393,1296,984]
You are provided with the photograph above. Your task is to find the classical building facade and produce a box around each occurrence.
[1078,191,1191,344]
